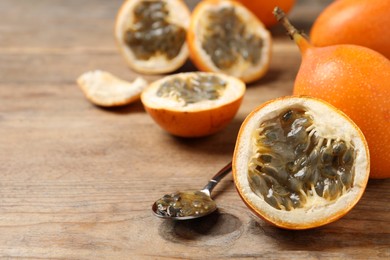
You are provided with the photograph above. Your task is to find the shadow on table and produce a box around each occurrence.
[167,116,244,157]
[94,99,146,114]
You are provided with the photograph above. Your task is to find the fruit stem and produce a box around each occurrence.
[273,7,311,53]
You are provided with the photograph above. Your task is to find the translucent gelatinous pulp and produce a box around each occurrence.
[248,108,356,211]
[125,1,186,60]
[156,74,227,106]
[201,7,263,69]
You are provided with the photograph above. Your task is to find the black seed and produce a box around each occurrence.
[264,193,282,210]
[321,165,338,179]
[321,146,333,164]
[315,181,325,197]
[332,141,347,155]
[272,184,290,197]
[282,110,293,122]
[342,148,354,165]
[259,154,273,163]
[248,171,269,198]
[287,177,303,193]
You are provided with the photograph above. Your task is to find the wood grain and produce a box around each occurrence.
[0,0,389,258]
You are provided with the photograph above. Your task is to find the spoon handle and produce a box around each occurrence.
[201,161,232,195]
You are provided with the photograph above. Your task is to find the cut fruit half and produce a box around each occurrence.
[236,0,296,28]
[187,0,272,83]
[77,70,147,107]
[115,0,191,74]
[141,72,245,137]
[233,96,370,229]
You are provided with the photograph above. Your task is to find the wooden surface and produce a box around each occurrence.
[0,0,389,258]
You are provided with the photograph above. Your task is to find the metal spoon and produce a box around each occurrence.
[152,162,232,220]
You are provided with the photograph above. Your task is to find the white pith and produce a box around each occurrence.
[141,72,246,112]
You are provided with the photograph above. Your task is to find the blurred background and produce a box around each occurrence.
[184,0,334,30]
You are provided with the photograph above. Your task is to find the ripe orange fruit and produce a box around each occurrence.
[311,0,390,59]
[115,0,191,74]
[275,7,390,179]
[236,0,296,28]
[141,72,245,137]
[233,96,370,229]
[187,0,272,83]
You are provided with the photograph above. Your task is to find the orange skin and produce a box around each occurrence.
[310,0,390,59]
[273,8,390,179]
[293,41,390,179]
[235,0,296,28]
[144,97,243,138]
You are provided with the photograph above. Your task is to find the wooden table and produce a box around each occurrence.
[0,0,389,258]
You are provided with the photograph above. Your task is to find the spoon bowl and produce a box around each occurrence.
[152,190,217,220]
[152,162,232,220]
